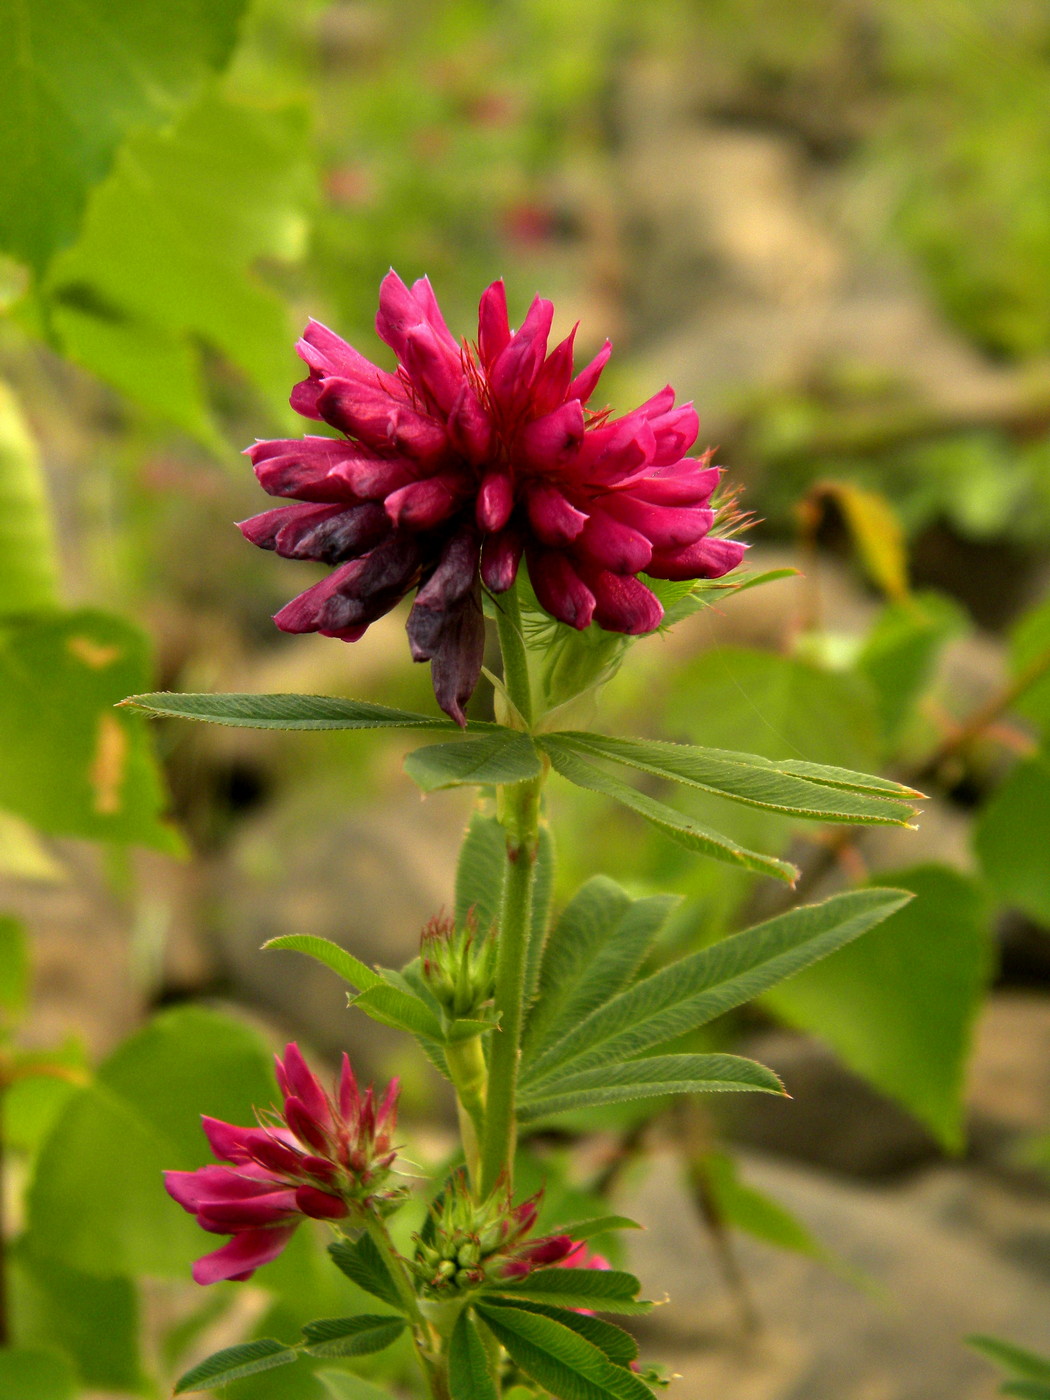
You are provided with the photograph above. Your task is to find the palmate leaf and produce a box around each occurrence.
[490,1268,651,1315]
[121,691,471,731]
[449,1311,499,1400]
[301,1314,406,1358]
[546,731,920,825]
[521,888,913,1089]
[404,731,543,790]
[488,1299,639,1367]
[475,1302,653,1400]
[350,984,444,1041]
[522,878,677,1071]
[173,1339,298,1394]
[517,1052,784,1122]
[540,738,799,884]
[455,813,507,933]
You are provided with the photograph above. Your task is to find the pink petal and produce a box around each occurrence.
[191,1225,299,1286]
[568,340,612,403]
[526,483,588,546]
[477,280,511,366]
[411,275,459,349]
[519,400,585,467]
[530,327,577,417]
[488,296,555,407]
[586,570,664,634]
[338,1053,359,1121]
[316,381,448,459]
[295,1186,349,1220]
[448,384,493,462]
[385,475,462,530]
[528,550,595,629]
[601,497,713,551]
[647,535,747,581]
[480,529,523,593]
[476,470,514,532]
[277,1044,332,1127]
[576,511,653,573]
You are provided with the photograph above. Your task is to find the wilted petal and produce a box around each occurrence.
[426,581,486,727]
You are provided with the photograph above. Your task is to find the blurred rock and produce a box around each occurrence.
[967,992,1050,1144]
[623,1149,1050,1400]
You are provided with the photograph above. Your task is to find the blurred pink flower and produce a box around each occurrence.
[241,273,745,722]
[165,1043,401,1285]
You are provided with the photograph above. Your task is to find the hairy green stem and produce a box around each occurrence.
[482,582,543,1196]
[446,1034,487,1187]
[362,1214,448,1400]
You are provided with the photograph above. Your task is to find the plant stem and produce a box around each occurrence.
[363,1214,448,1400]
[446,1035,487,1187]
[482,581,543,1196]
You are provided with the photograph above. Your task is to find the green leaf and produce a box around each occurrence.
[695,1153,825,1259]
[316,1372,399,1400]
[26,1006,274,1278]
[0,915,28,1022]
[1009,593,1050,734]
[492,1268,650,1315]
[405,731,542,791]
[328,1236,406,1314]
[0,0,247,272]
[548,732,919,825]
[518,1053,784,1121]
[486,1299,638,1366]
[174,1339,299,1393]
[449,1310,499,1400]
[9,1241,143,1391]
[765,866,991,1150]
[122,691,465,731]
[1002,1384,1050,1399]
[541,1216,642,1244]
[350,984,444,1040]
[975,755,1050,927]
[0,383,59,614]
[968,1335,1050,1383]
[262,934,382,992]
[475,1302,654,1400]
[45,90,312,436]
[455,813,506,933]
[302,1315,406,1358]
[0,609,178,850]
[856,593,965,746]
[0,1348,75,1400]
[540,737,799,884]
[524,824,556,1002]
[522,878,677,1071]
[521,888,914,1089]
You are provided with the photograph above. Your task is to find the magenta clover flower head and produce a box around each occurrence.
[164,1043,402,1285]
[239,272,746,724]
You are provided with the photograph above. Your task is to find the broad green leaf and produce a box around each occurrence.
[541,737,799,884]
[27,1006,274,1278]
[46,91,312,435]
[487,1299,638,1366]
[857,593,965,747]
[455,813,506,933]
[262,935,382,992]
[548,732,918,825]
[475,1302,653,1399]
[492,1268,649,1314]
[0,0,246,272]
[3,1041,87,1156]
[968,1336,1050,1383]
[519,1053,783,1121]
[0,1348,75,1400]
[522,878,677,1071]
[174,1339,299,1394]
[0,915,28,1021]
[0,383,59,614]
[404,731,542,791]
[1002,1384,1050,1399]
[765,866,991,1150]
[449,1310,498,1400]
[976,756,1050,927]
[316,1372,399,1400]
[0,609,177,850]
[1010,592,1050,734]
[695,1153,825,1259]
[328,1237,406,1314]
[9,1242,143,1392]
[522,888,913,1088]
[122,691,464,731]
[302,1315,406,1358]
[351,984,444,1040]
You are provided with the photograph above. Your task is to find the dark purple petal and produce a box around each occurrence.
[192,1225,299,1286]
[274,537,422,637]
[239,503,389,564]
[425,580,486,727]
